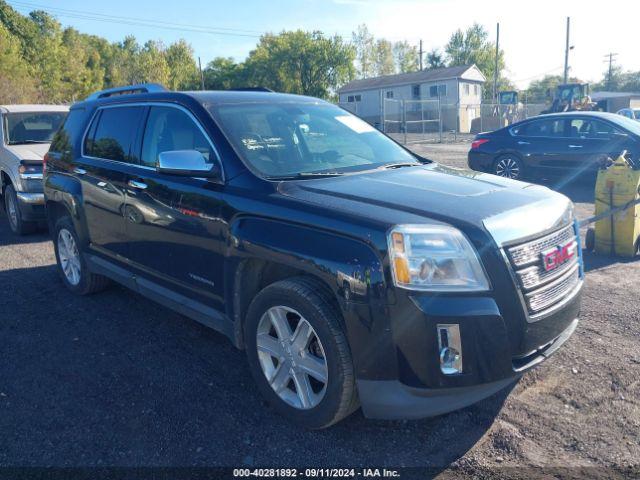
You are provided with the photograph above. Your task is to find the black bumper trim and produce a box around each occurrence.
[358,376,519,420]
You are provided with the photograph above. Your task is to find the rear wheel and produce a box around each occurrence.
[53,216,110,295]
[3,184,36,235]
[244,277,358,429]
[493,155,524,180]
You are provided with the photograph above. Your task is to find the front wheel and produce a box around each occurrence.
[3,184,36,235]
[244,277,358,429]
[493,155,524,180]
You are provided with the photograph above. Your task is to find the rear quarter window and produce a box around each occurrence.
[49,108,85,155]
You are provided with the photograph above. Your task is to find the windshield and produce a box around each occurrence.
[210,102,418,178]
[3,111,67,145]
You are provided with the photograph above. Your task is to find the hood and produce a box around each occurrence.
[4,143,50,161]
[279,163,572,244]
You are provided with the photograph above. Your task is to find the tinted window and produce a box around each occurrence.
[85,107,145,162]
[141,106,213,168]
[569,119,619,138]
[3,111,67,145]
[517,119,565,137]
[50,109,84,155]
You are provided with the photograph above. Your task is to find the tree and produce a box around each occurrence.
[166,39,198,90]
[372,39,395,76]
[445,23,504,98]
[0,23,39,103]
[425,48,445,69]
[203,57,242,90]
[351,24,374,78]
[392,41,418,74]
[138,40,171,86]
[524,74,583,103]
[243,30,355,99]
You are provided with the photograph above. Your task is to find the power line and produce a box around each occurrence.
[8,1,265,38]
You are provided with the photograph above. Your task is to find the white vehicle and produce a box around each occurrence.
[0,105,68,234]
[616,108,640,121]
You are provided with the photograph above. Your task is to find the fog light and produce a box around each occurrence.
[437,324,463,375]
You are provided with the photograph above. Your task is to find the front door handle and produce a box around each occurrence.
[73,167,86,175]
[127,179,148,190]
[517,141,530,145]
[568,144,583,148]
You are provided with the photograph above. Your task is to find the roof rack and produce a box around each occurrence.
[86,83,167,101]
[228,87,274,92]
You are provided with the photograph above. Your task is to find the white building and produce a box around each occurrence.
[338,64,486,133]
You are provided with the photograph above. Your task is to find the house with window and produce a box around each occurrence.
[338,64,486,132]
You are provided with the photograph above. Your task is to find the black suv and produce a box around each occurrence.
[44,84,583,428]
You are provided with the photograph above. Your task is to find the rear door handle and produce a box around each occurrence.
[517,141,530,145]
[73,167,86,175]
[568,144,583,148]
[127,179,148,190]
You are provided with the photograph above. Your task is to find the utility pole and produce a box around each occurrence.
[563,17,570,84]
[419,39,423,71]
[604,52,618,90]
[198,57,205,91]
[493,23,499,104]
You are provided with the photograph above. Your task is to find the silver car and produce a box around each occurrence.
[0,105,68,234]
[617,108,640,121]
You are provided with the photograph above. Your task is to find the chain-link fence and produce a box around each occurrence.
[339,99,547,145]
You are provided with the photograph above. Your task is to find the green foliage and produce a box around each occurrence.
[392,41,418,73]
[242,30,355,99]
[203,57,242,90]
[0,1,201,103]
[425,48,445,69]
[592,66,640,93]
[445,23,505,98]
[352,25,419,78]
[524,74,583,103]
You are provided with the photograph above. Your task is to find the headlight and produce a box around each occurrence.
[388,224,490,291]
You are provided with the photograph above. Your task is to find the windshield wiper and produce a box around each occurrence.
[266,171,345,180]
[380,162,421,169]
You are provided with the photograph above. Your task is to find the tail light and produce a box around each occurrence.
[471,138,489,150]
[43,153,50,176]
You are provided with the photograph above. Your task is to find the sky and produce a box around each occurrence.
[7,0,640,89]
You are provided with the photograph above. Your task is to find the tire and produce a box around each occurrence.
[585,228,595,252]
[493,154,525,180]
[3,184,36,235]
[52,216,110,295]
[244,277,358,429]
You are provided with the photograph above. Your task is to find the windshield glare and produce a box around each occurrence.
[3,112,67,145]
[210,103,418,178]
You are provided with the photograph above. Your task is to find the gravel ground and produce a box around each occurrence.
[0,144,638,478]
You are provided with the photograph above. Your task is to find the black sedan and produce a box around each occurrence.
[468,112,640,181]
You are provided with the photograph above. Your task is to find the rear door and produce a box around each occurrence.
[123,104,227,310]
[78,105,146,260]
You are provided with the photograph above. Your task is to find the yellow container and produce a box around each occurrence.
[594,156,640,257]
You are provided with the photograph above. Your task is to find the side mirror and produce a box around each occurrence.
[157,150,219,178]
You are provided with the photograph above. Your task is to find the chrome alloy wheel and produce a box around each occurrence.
[495,157,521,179]
[57,229,81,286]
[256,306,328,410]
[5,191,18,230]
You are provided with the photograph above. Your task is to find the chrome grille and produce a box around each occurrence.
[506,224,582,316]
[526,266,580,313]
[508,225,575,267]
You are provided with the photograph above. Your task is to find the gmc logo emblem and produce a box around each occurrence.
[541,240,577,272]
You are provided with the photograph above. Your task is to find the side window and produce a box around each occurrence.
[141,106,214,168]
[520,119,565,137]
[569,119,619,139]
[85,106,145,163]
[51,108,85,155]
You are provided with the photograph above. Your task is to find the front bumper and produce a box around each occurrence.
[358,315,578,420]
[15,192,46,221]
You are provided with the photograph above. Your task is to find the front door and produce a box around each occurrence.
[78,105,146,260]
[123,105,227,311]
